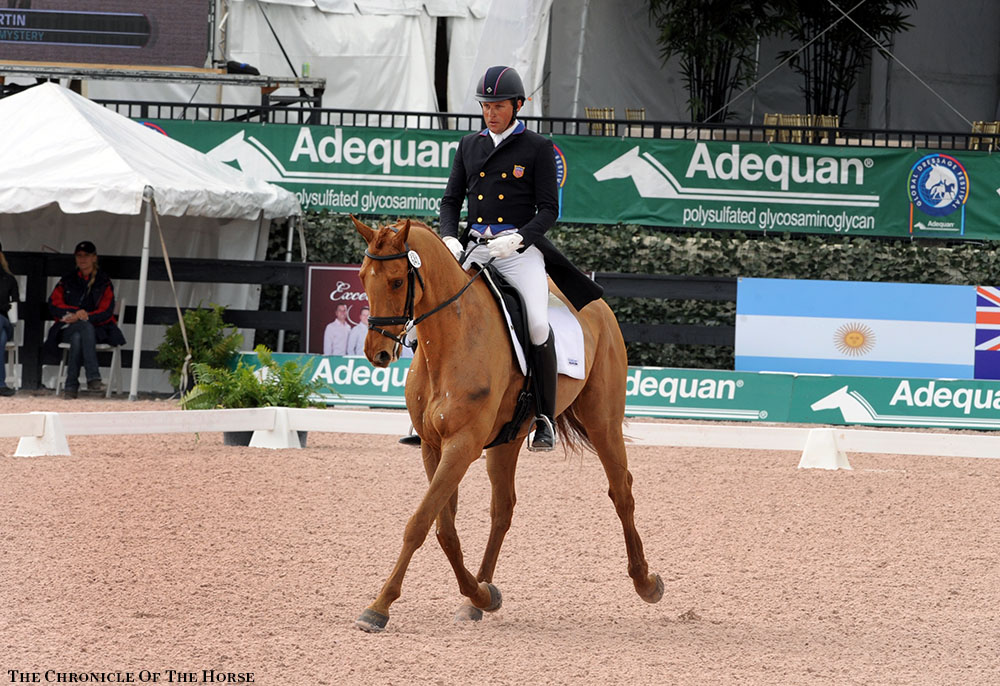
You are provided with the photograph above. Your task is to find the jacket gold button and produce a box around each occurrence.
[498,194,504,200]
[477,217,483,222]
[497,217,503,222]
[501,173,507,178]
[477,194,483,200]
[479,172,485,177]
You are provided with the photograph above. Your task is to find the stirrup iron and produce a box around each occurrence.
[528,415,555,452]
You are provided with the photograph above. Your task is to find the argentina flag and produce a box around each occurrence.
[735,278,976,379]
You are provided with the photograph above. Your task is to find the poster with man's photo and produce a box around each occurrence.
[305,265,369,356]
[305,264,414,358]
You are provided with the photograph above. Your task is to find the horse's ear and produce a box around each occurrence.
[351,214,375,244]
[397,219,411,244]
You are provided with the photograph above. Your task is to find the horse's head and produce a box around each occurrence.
[353,216,421,367]
[593,145,642,182]
[207,131,284,182]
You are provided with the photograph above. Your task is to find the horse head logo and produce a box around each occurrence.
[810,385,877,423]
[207,130,285,182]
[592,146,680,199]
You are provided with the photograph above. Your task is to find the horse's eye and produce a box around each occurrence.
[391,279,404,289]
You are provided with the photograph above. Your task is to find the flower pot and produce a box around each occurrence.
[222,430,308,447]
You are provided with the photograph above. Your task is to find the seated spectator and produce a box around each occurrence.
[44,240,126,399]
[0,241,20,396]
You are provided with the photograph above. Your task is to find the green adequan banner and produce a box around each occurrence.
[149,119,1000,240]
[238,353,1000,430]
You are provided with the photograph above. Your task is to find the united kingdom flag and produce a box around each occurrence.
[974,286,1000,379]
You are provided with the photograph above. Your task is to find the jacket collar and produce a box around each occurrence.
[478,120,526,140]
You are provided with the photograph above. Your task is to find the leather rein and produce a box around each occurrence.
[363,242,490,357]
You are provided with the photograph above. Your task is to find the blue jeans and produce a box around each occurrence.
[60,320,101,390]
[0,315,12,387]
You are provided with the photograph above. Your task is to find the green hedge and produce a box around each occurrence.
[260,212,999,369]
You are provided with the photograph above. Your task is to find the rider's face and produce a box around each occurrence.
[481,100,515,134]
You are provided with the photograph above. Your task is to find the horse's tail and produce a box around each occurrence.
[556,405,596,454]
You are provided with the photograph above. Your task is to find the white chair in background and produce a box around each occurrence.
[4,300,21,390]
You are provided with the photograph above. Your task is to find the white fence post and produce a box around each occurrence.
[14,412,71,457]
[798,428,852,470]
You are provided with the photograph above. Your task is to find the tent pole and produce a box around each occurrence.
[129,193,153,401]
[570,0,590,120]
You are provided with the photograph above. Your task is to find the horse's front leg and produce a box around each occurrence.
[454,440,520,623]
[420,441,502,618]
[355,433,498,633]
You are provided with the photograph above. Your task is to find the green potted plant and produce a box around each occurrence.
[155,304,243,393]
[181,344,325,445]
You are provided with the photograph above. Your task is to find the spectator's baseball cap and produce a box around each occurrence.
[74,240,97,255]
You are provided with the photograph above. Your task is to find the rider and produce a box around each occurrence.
[438,65,603,451]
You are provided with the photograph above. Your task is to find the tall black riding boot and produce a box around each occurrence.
[528,330,557,451]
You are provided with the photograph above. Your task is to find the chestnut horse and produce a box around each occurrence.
[352,216,663,632]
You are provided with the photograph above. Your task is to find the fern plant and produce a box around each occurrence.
[180,345,324,410]
[155,304,243,389]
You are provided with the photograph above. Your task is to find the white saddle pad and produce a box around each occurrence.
[478,270,586,380]
[548,293,586,379]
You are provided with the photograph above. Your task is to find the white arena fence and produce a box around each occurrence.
[2,408,1000,469]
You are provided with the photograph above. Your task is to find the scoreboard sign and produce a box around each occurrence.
[0,0,210,68]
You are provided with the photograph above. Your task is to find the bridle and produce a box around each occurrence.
[363,240,491,358]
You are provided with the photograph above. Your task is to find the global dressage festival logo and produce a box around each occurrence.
[908,153,969,234]
[553,143,567,217]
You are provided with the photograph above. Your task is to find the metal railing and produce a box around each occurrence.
[94,98,995,151]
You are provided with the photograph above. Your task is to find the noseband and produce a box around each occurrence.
[364,241,491,358]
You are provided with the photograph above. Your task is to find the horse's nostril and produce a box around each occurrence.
[373,350,391,367]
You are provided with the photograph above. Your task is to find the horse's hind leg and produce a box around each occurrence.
[572,362,663,604]
[429,460,505,622]
[454,440,520,622]
[588,414,663,603]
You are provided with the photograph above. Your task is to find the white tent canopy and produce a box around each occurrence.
[0,83,302,398]
[0,83,300,219]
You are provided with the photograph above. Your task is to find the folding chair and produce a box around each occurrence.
[763,113,779,142]
[585,106,616,136]
[812,114,840,144]
[55,296,126,398]
[969,121,999,151]
[4,301,20,390]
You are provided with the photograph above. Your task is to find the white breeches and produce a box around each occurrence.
[464,243,550,345]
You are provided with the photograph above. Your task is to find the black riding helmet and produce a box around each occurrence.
[475,66,525,104]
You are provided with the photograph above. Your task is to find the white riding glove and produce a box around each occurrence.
[488,232,524,259]
[442,236,464,261]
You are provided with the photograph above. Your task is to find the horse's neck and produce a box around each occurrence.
[411,265,501,359]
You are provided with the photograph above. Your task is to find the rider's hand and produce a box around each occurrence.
[443,236,464,261]
[487,232,523,259]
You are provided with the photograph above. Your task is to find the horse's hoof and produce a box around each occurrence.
[639,573,664,604]
[480,582,502,613]
[453,603,484,623]
[355,608,389,633]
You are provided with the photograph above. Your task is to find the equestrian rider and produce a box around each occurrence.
[438,65,603,451]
